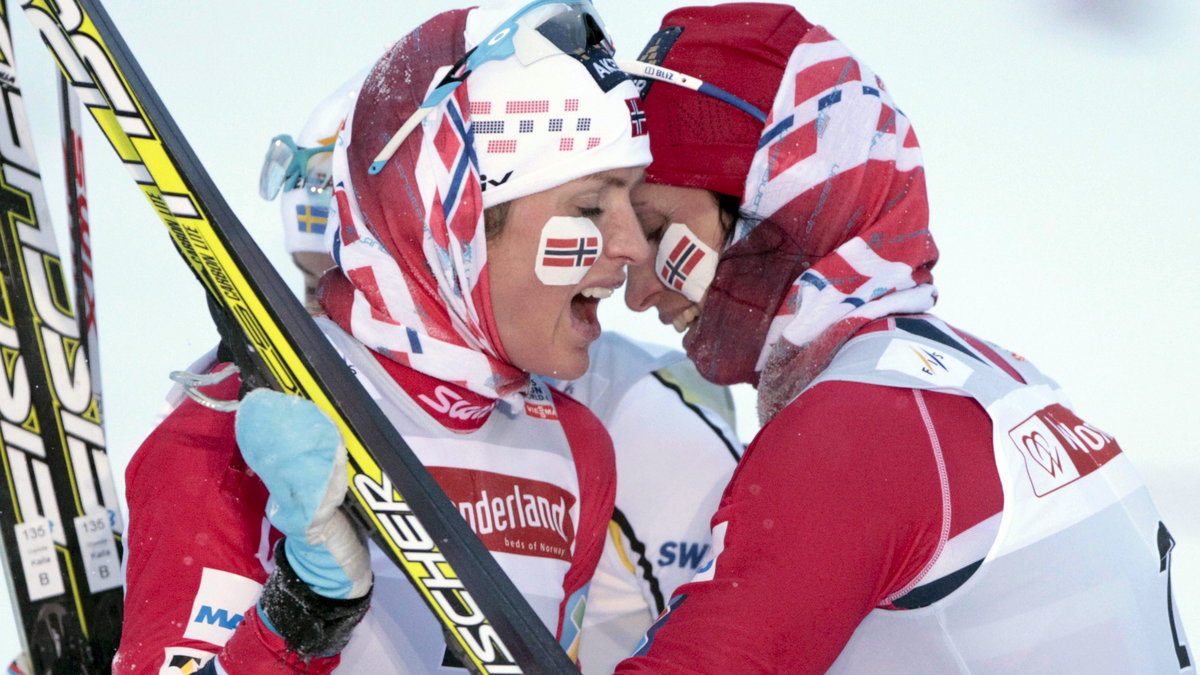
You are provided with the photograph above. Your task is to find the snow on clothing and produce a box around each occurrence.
[552,333,741,674]
[115,320,615,674]
[617,4,1189,672]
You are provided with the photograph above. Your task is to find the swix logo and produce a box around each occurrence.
[429,467,577,562]
[1009,403,1122,497]
[417,385,495,430]
[658,541,710,569]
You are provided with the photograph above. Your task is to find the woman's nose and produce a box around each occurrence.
[624,256,661,312]
[604,207,651,266]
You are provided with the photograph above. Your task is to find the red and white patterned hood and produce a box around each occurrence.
[319,7,648,406]
[685,25,939,420]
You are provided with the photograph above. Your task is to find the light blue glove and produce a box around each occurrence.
[235,389,371,599]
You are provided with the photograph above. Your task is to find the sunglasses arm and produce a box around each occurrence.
[619,60,768,124]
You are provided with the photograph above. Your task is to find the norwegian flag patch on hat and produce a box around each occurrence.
[656,222,718,303]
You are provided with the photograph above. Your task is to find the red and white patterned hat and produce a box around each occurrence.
[464,0,651,207]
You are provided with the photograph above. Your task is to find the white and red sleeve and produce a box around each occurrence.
[616,380,1000,673]
[115,372,339,674]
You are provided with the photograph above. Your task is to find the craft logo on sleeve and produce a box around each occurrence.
[878,338,971,388]
[429,467,576,562]
[183,568,263,645]
[1008,403,1122,496]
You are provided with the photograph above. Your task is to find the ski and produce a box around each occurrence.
[19,2,576,673]
[61,72,102,415]
[0,1,123,673]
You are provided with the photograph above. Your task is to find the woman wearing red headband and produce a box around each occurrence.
[615,4,1190,673]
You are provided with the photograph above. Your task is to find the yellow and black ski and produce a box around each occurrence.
[0,1,122,673]
[19,1,576,673]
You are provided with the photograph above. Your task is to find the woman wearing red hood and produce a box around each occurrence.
[115,2,653,673]
[615,4,1191,673]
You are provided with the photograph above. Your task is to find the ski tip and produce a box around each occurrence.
[368,160,387,175]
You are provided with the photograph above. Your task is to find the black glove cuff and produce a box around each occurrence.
[259,540,372,657]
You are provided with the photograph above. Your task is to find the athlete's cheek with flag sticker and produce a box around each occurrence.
[535,216,604,286]
[656,222,719,303]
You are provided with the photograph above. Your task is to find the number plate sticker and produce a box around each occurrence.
[15,518,65,601]
[73,511,122,593]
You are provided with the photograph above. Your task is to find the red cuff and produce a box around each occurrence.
[219,606,341,674]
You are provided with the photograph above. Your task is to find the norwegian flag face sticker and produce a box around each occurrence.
[536,216,604,286]
[656,222,719,303]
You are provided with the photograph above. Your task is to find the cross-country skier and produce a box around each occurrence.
[258,69,364,314]
[259,64,743,675]
[613,4,1193,673]
[114,1,656,672]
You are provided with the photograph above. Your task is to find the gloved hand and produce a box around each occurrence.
[235,389,372,599]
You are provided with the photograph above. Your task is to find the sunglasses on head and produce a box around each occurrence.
[258,134,335,201]
[368,0,614,175]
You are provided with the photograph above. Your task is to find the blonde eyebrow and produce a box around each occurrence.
[574,172,633,189]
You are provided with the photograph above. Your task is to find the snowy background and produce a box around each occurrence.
[2,0,1197,665]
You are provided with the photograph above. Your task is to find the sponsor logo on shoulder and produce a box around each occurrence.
[159,646,215,675]
[1008,403,1122,497]
[878,338,971,387]
[182,568,263,646]
[416,384,496,431]
[524,378,558,421]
